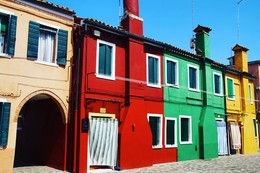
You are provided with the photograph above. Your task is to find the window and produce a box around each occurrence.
[0,101,11,147]
[165,58,178,87]
[165,118,177,148]
[253,119,258,137]
[147,54,161,88]
[214,72,222,96]
[227,78,235,100]
[96,39,115,80]
[148,114,162,148]
[188,65,199,91]
[27,21,68,66]
[179,116,192,144]
[0,12,17,56]
[249,84,253,104]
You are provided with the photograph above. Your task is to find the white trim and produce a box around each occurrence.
[96,39,116,80]
[213,72,223,96]
[165,117,177,148]
[147,113,163,149]
[249,84,253,104]
[226,77,235,100]
[179,115,192,144]
[0,53,11,58]
[121,13,144,22]
[0,98,7,102]
[0,8,14,15]
[37,21,60,30]
[34,60,59,67]
[188,64,200,92]
[146,53,161,88]
[165,57,179,88]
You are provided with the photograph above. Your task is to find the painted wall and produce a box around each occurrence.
[226,47,258,154]
[163,53,224,161]
[0,1,73,172]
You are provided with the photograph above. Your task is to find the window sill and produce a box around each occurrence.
[0,53,11,58]
[227,98,236,101]
[166,84,179,88]
[147,83,161,88]
[180,141,192,145]
[188,88,200,92]
[96,74,115,81]
[34,61,59,67]
[152,145,163,149]
[165,145,177,148]
[214,93,224,97]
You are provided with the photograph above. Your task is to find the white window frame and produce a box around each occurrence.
[0,10,14,58]
[34,22,60,66]
[213,72,223,96]
[165,57,179,87]
[146,53,161,88]
[147,113,163,149]
[165,117,177,148]
[179,115,192,144]
[226,77,235,100]
[188,64,200,92]
[249,84,253,104]
[96,39,116,80]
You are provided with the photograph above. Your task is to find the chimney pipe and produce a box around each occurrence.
[123,0,139,17]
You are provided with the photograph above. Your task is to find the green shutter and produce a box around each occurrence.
[181,118,189,142]
[0,16,7,32]
[167,120,175,145]
[0,102,11,146]
[98,43,106,75]
[105,45,112,75]
[149,117,159,146]
[214,75,220,94]
[5,15,17,55]
[27,21,40,60]
[227,79,234,98]
[153,58,158,84]
[148,57,154,83]
[57,29,68,66]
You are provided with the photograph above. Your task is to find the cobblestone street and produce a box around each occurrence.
[14,152,260,173]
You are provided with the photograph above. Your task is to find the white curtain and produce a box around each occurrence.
[216,121,228,155]
[229,121,241,150]
[89,117,118,167]
[38,31,54,63]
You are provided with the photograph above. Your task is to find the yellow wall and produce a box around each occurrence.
[226,49,258,155]
[0,1,74,172]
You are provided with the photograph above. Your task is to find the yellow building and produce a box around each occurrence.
[0,0,74,172]
[226,44,258,154]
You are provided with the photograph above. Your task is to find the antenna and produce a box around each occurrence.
[190,0,196,52]
[237,0,244,43]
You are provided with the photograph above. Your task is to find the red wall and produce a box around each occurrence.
[74,24,177,173]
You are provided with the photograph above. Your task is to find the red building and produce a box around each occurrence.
[69,1,184,172]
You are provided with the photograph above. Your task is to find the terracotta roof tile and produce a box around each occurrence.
[36,0,75,14]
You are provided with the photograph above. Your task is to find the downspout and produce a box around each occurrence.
[73,24,84,173]
[222,66,231,155]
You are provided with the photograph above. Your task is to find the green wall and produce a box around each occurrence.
[164,53,225,161]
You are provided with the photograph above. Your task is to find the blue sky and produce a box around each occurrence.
[49,0,260,64]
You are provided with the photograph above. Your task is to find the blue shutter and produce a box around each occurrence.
[57,29,68,66]
[153,58,158,84]
[0,102,11,146]
[27,21,40,60]
[148,57,154,84]
[5,15,17,55]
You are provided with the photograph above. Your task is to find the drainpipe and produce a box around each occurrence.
[73,24,84,173]
[222,66,231,155]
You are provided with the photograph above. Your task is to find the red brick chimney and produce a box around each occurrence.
[121,0,143,36]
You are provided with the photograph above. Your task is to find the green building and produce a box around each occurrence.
[164,25,226,161]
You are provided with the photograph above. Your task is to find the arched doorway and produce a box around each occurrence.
[14,93,66,170]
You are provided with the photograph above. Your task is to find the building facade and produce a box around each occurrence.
[225,45,258,154]
[0,0,74,172]
[248,60,260,147]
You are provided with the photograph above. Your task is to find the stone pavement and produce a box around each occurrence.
[13,152,260,173]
